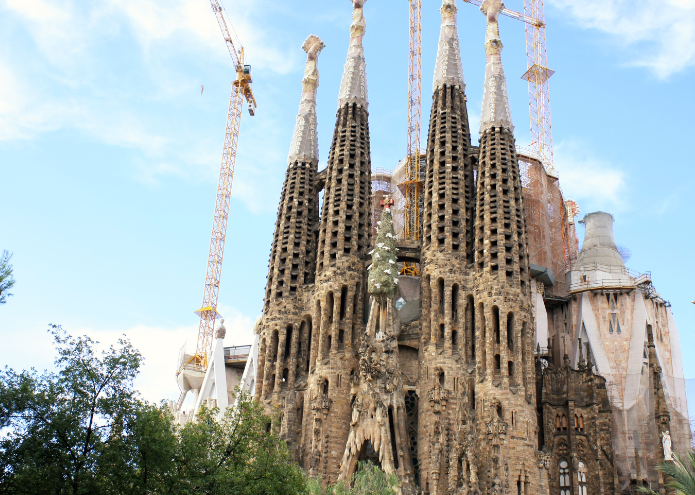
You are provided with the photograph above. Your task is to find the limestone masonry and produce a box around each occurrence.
[254,1,691,494]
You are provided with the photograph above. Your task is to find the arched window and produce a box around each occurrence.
[556,415,562,431]
[559,460,570,495]
[577,461,588,495]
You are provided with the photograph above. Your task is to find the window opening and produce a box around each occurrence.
[559,460,570,495]
[577,461,588,495]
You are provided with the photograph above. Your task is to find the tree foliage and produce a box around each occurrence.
[0,250,16,304]
[174,394,306,495]
[0,326,307,495]
[637,451,695,495]
[308,462,398,495]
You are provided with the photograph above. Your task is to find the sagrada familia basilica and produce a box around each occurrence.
[251,0,691,493]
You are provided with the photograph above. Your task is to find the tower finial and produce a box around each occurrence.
[480,0,513,134]
[433,0,465,91]
[338,0,368,109]
[288,34,325,165]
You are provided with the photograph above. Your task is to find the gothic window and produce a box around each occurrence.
[574,414,584,432]
[577,461,588,495]
[556,414,568,431]
[559,460,570,495]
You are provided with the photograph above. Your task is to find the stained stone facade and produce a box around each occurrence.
[253,0,688,493]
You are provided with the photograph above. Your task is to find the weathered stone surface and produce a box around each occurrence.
[248,1,695,494]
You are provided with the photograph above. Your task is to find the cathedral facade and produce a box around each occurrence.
[252,1,690,494]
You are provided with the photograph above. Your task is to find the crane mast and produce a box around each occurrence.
[401,0,422,276]
[522,0,554,172]
[193,0,257,370]
[461,0,553,172]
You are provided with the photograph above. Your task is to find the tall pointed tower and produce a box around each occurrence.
[472,0,538,492]
[418,1,477,493]
[255,34,325,450]
[305,0,373,483]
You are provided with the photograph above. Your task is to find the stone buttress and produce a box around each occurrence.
[472,1,539,493]
[256,35,325,463]
[417,1,477,493]
[305,0,373,484]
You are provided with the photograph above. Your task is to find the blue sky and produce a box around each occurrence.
[1,0,694,410]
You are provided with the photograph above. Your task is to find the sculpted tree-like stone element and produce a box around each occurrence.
[337,199,415,492]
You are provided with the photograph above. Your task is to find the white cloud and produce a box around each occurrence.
[552,140,627,212]
[549,0,695,78]
[0,0,298,214]
[65,307,257,405]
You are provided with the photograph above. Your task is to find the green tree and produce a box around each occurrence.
[0,325,174,494]
[308,462,398,495]
[0,250,15,304]
[95,403,178,494]
[637,451,695,495]
[368,205,398,301]
[175,391,306,495]
[0,326,308,495]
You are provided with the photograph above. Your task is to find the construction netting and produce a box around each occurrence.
[371,167,397,242]
[371,154,426,245]
[605,372,693,490]
[518,149,572,299]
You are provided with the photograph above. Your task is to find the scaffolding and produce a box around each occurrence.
[372,167,396,241]
[518,149,572,298]
[603,371,692,489]
[401,0,423,276]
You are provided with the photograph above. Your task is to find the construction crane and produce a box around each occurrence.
[400,0,423,276]
[192,0,257,370]
[462,0,555,172]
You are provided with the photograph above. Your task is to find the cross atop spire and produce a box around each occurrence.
[480,0,513,134]
[433,0,465,91]
[288,34,325,165]
[337,0,368,110]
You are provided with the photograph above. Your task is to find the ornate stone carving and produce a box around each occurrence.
[338,0,368,109]
[288,35,325,164]
[479,0,513,133]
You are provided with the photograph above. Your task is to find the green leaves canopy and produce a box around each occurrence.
[307,461,398,495]
[0,326,307,495]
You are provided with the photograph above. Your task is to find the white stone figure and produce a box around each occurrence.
[215,318,226,339]
[662,430,673,461]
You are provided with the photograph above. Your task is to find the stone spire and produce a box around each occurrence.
[337,0,368,110]
[262,37,324,308]
[288,35,325,165]
[433,0,465,91]
[480,0,513,133]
